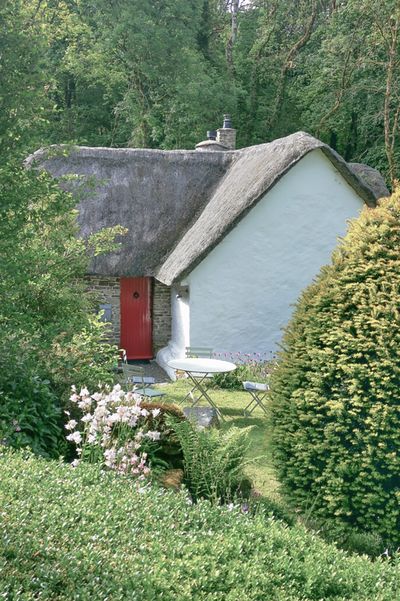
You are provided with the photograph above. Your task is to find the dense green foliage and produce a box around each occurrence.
[212,365,251,389]
[2,0,399,182]
[1,450,400,600]
[270,190,400,549]
[0,162,121,456]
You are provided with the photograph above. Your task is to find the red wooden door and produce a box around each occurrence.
[120,277,152,359]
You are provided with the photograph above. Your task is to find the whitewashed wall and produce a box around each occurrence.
[184,149,364,357]
[156,287,190,379]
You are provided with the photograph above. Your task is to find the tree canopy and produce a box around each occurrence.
[1,0,398,184]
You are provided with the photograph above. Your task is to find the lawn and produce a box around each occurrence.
[154,378,279,499]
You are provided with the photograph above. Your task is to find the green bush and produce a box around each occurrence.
[0,334,63,458]
[1,450,400,601]
[0,162,122,457]
[212,364,250,389]
[49,316,119,404]
[269,190,400,549]
[0,386,62,459]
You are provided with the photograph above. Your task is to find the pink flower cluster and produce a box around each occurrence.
[65,384,163,478]
[213,351,275,365]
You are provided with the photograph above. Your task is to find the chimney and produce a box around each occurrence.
[216,114,236,150]
[195,128,229,151]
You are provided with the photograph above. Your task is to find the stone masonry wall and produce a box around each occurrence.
[85,276,171,355]
[152,279,171,354]
[85,275,120,345]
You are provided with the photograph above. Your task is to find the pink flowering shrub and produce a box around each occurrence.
[65,384,170,478]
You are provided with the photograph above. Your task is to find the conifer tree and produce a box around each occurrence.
[270,189,400,547]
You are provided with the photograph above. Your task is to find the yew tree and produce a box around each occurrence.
[270,189,400,547]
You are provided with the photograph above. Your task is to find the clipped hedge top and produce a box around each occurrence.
[1,450,399,600]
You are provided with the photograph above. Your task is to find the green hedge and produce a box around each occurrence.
[269,191,400,548]
[1,450,399,600]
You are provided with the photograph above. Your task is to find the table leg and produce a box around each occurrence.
[185,372,225,421]
[182,372,210,405]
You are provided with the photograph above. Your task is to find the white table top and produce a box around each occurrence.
[167,358,237,374]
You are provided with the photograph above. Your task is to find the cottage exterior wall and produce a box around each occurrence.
[185,150,365,357]
[156,287,189,380]
[85,275,120,344]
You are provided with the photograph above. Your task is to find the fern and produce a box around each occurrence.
[168,417,253,503]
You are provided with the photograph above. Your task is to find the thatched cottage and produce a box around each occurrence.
[28,119,388,377]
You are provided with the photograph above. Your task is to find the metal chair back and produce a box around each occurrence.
[185,346,213,358]
[182,347,214,405]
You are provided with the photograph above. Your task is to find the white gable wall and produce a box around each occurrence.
[184,149,364,357]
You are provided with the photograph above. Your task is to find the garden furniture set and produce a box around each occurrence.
[168,349,270,419]
[122,347,270,418]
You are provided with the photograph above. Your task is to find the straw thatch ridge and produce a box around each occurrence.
[26,146,233,276]
[156,132,388,285]
[347,162,390,200]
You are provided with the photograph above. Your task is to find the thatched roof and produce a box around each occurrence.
[347,162,390,200]
[157,132,388,284]
[27,132,388,283]
[26,146,232,276]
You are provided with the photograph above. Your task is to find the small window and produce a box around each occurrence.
[99,303,112,323]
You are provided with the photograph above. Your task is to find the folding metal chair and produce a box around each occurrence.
[128,366,165,401]
[182,347,213,405]
[242,380,269,416]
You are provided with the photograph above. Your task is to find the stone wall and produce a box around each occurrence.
[85,275,121,344]
[85,276,171,355]
[152,279,171,354]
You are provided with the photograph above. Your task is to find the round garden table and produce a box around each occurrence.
[167,358,237,420]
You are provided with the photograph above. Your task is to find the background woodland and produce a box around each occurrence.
[2,0,400,186]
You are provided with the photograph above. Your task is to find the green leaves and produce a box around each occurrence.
[270,189,400,549]
[169,417,252,503]
[1,450,400,599]
[0,162,120,457]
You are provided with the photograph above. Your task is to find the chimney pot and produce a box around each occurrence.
[223,114,232,129]
[207,130,217,140]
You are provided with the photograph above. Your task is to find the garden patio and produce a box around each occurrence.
[121,358,278,498]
